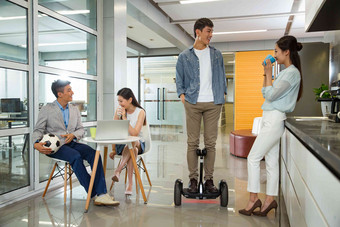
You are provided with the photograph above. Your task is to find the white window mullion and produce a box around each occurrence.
[32,0,40,191]
[97,0,103,120]
[6,0,28,8]
[0,60,29,71]
[37,5,98,36]
[38,66,98,81]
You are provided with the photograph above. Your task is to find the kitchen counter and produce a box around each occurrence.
[285,117,340,179]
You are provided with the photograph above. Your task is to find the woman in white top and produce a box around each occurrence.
[109,88,146,195]
[239,36,303,216]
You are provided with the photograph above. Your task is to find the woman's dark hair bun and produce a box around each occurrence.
[296,42,303,51]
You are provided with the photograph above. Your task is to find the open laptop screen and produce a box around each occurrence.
[95,120,129,140]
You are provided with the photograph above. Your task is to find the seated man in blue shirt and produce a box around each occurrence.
[33,79,119,206]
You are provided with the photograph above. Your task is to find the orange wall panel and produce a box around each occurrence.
[235,50,274,130]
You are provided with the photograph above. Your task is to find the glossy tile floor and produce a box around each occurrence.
[0,125,290,227]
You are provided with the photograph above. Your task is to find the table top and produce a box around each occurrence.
[82,136,140,144]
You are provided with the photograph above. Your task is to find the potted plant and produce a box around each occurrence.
[313,83,333,116]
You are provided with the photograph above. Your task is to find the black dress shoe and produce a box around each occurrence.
[188,178,198,193]
[204,179,218,193]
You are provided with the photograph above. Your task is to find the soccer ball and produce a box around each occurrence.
[40,133,61,154]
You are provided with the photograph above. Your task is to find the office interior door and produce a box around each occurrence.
[144,83,183,127]
[141,56,184,130]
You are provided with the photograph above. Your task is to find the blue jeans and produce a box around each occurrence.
[48,141,107,197]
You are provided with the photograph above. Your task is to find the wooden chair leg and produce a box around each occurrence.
[129,148,147,202]
[69,164,72,191]
[135,170,138,194]
[85,150,100,212]
[64,163,67,203]
[125,168,127,184]
[140,157,152,186]
[103,146,108,176]
[42,163,58,197]
[110,180,114,191]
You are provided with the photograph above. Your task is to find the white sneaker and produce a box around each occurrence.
[94,194,120,206]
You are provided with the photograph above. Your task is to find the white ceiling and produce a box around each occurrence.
[130,0,324,47]
[0,0,326,55]
[126,15,175,49]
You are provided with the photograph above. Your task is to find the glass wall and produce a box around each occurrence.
[0,0,30,198]
[38,13,97,75]
[141,56,185,136]
[0,0,27,63]
[38,0,97,30]
[222,53,235,128]
[223,53,235,103]
[0,68,28,130]
[38,73,97,122]
[0,134,29,195]
[0,0,99,204]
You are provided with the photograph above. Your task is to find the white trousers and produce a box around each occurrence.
[247,110,286,196]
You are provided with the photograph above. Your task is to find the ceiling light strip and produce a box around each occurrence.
[179,0,223,4]
[214,29,267,35]
[170,12,305,24]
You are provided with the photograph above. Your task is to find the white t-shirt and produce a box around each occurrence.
[194,47,214,102]
[127,107,144,141]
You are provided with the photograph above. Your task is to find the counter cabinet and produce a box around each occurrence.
[281,129,340,227]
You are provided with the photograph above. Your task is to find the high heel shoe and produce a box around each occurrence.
[238,199,262,216]
[125,186,133,195]
[112,172,120,182]
[253,200,278,216]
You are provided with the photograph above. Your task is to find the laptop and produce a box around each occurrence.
[94,120,129,140]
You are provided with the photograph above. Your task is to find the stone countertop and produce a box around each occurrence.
[285,117,340,180]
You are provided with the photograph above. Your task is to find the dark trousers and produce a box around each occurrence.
[48,141,107,197]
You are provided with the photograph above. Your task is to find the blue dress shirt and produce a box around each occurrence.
[56,100,70,129]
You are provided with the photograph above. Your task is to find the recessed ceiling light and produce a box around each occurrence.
[214,29,267,35]
[180,0,222,4]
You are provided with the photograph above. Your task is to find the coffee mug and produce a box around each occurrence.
[263,55,276,65]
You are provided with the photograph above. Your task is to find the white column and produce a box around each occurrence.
[103,0,127,120]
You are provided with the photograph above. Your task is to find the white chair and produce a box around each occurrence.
[42,158,73,203]
[110,123,152,191]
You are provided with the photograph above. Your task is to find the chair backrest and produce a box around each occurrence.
[141,122,151,154]
[252,117,262,135]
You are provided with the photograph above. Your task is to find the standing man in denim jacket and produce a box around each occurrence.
[176,18,227,193]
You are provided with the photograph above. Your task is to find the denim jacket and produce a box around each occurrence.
[176,46,227,104]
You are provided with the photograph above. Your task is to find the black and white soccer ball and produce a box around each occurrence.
[40,133,61,154]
